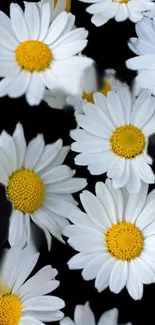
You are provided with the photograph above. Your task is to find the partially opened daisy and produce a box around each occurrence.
[0,2,92,106]
[60,302,131,325]
[126,17,155,96]
[64,180,155,300]
[0,245,65,325]
[24,0,72,22]
[79,0,154,26]
[0,123,87,250]
[70,87,155,193]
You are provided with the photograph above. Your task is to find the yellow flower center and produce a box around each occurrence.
[110,125,146,159]
[15,40,53,72]
[7,168,45,214]
[105,222,144,261]
[113,0,130,3]
[54,0,71,11]
[0,294,22,325]
[82,79,111,104]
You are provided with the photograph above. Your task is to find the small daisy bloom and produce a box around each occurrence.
[60,302,132,325]
[0,123,87,250]
[64,180,155,300]
[0,2,92,106]
[79,0,154,26]
[24,0,72,22]
[70,87,155,193]
[126,17,155,95]
[0,245,65,325]
[67,69,128,117]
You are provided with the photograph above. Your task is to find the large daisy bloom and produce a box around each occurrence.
[70,87,155,193]
[24,0,72,23]
[79,0,154,26]
[126,17,155,96]
[64,180,155,300]
[0,2,93,106]
[0,123,87,250]
[0,245,65,325]
[60,302,131,325]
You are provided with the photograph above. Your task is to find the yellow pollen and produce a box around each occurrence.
[105,222,144,261]
[54,0,71,11]
[7,168,45,214]
[113,0,130,3]
[15,40,53,72]
[0,294,22,325]
[82,79,112,103]
[110,125,146,159]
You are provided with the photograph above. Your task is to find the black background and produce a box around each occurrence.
[0,0,154,324]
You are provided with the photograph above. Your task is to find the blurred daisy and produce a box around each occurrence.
[126,17,155,95]
[44,68,127,117]
[0,2,92,106]
[79,0,154,26]
[0,246,65,324]
[70,87,155,193]
[0,123,87,250]
[24,0,72,22]
[60,302,131,325]
[64,180,155,300]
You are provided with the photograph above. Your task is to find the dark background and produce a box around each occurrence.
[0,0,154,324]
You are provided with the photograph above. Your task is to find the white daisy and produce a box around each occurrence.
[0,123,87,250]
[60,302,131,325]
[44,68,127,117]
[64,180,155,300]
[0,2,93,106]
[24,0,72,22]
[79,0,154,27]
[0,245,65,325]
[126,17,155,96]
[70,87,155,193]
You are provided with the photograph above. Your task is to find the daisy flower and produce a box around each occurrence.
[0,123,87,250]
[44,68,127,117]
[0,245,65,325]
[60,302,131,325]
[0,2,92,106]
[24,0,72,22]
[70,87,155,193]
[126,17,155,96]
[64,180,155,300]
[79,0,154,27]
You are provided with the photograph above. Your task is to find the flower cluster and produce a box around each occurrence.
[0,0,155,324]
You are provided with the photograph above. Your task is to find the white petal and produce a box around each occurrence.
[116,87,131,124]
[95,182,117,224]
[80,190,111,230]
[95,257,116,292]
[41,165,75,185]
[20,317,44,325]
[22,295,65,312]
[136,155,155,184]
[31,214,52,251]
[10,3,29,41]
[126,160,141,193]
[0,25,18,50]
[13,123,26,168]
[0,10,15,36]
[82,253,108,280]
[68,235,104,253]
[67,252,97,270]
[0,130,17,172]
[131,257,155,284]
[44,195,76,218]
[39,2,51,41]
[0,165,8,185]
[107,90,125,126]
[125,182,148,223]
[44,12,68,45]
[67,208,100,230]
[106,179,123,222]
[0,60,19,78]
[0,246,22,288]
[126,262,143,300]
[74,303,95,325]
[109,261,128,294]
[24,134,45,170]
[53,40,88,59]
[98,309,118,325]
[136,197,155,230]
[8,70,30,98]
[8,210,28,248]
[59,317,75,325]
[12,252,39,293]
[46,177,87,194]
[34,139,63,173]
[22,310,64,322]
[24,3,40,40]
[132,96,155,129]
[26,73,45,106]
[131,90,151,124]
[76,114,111,138]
